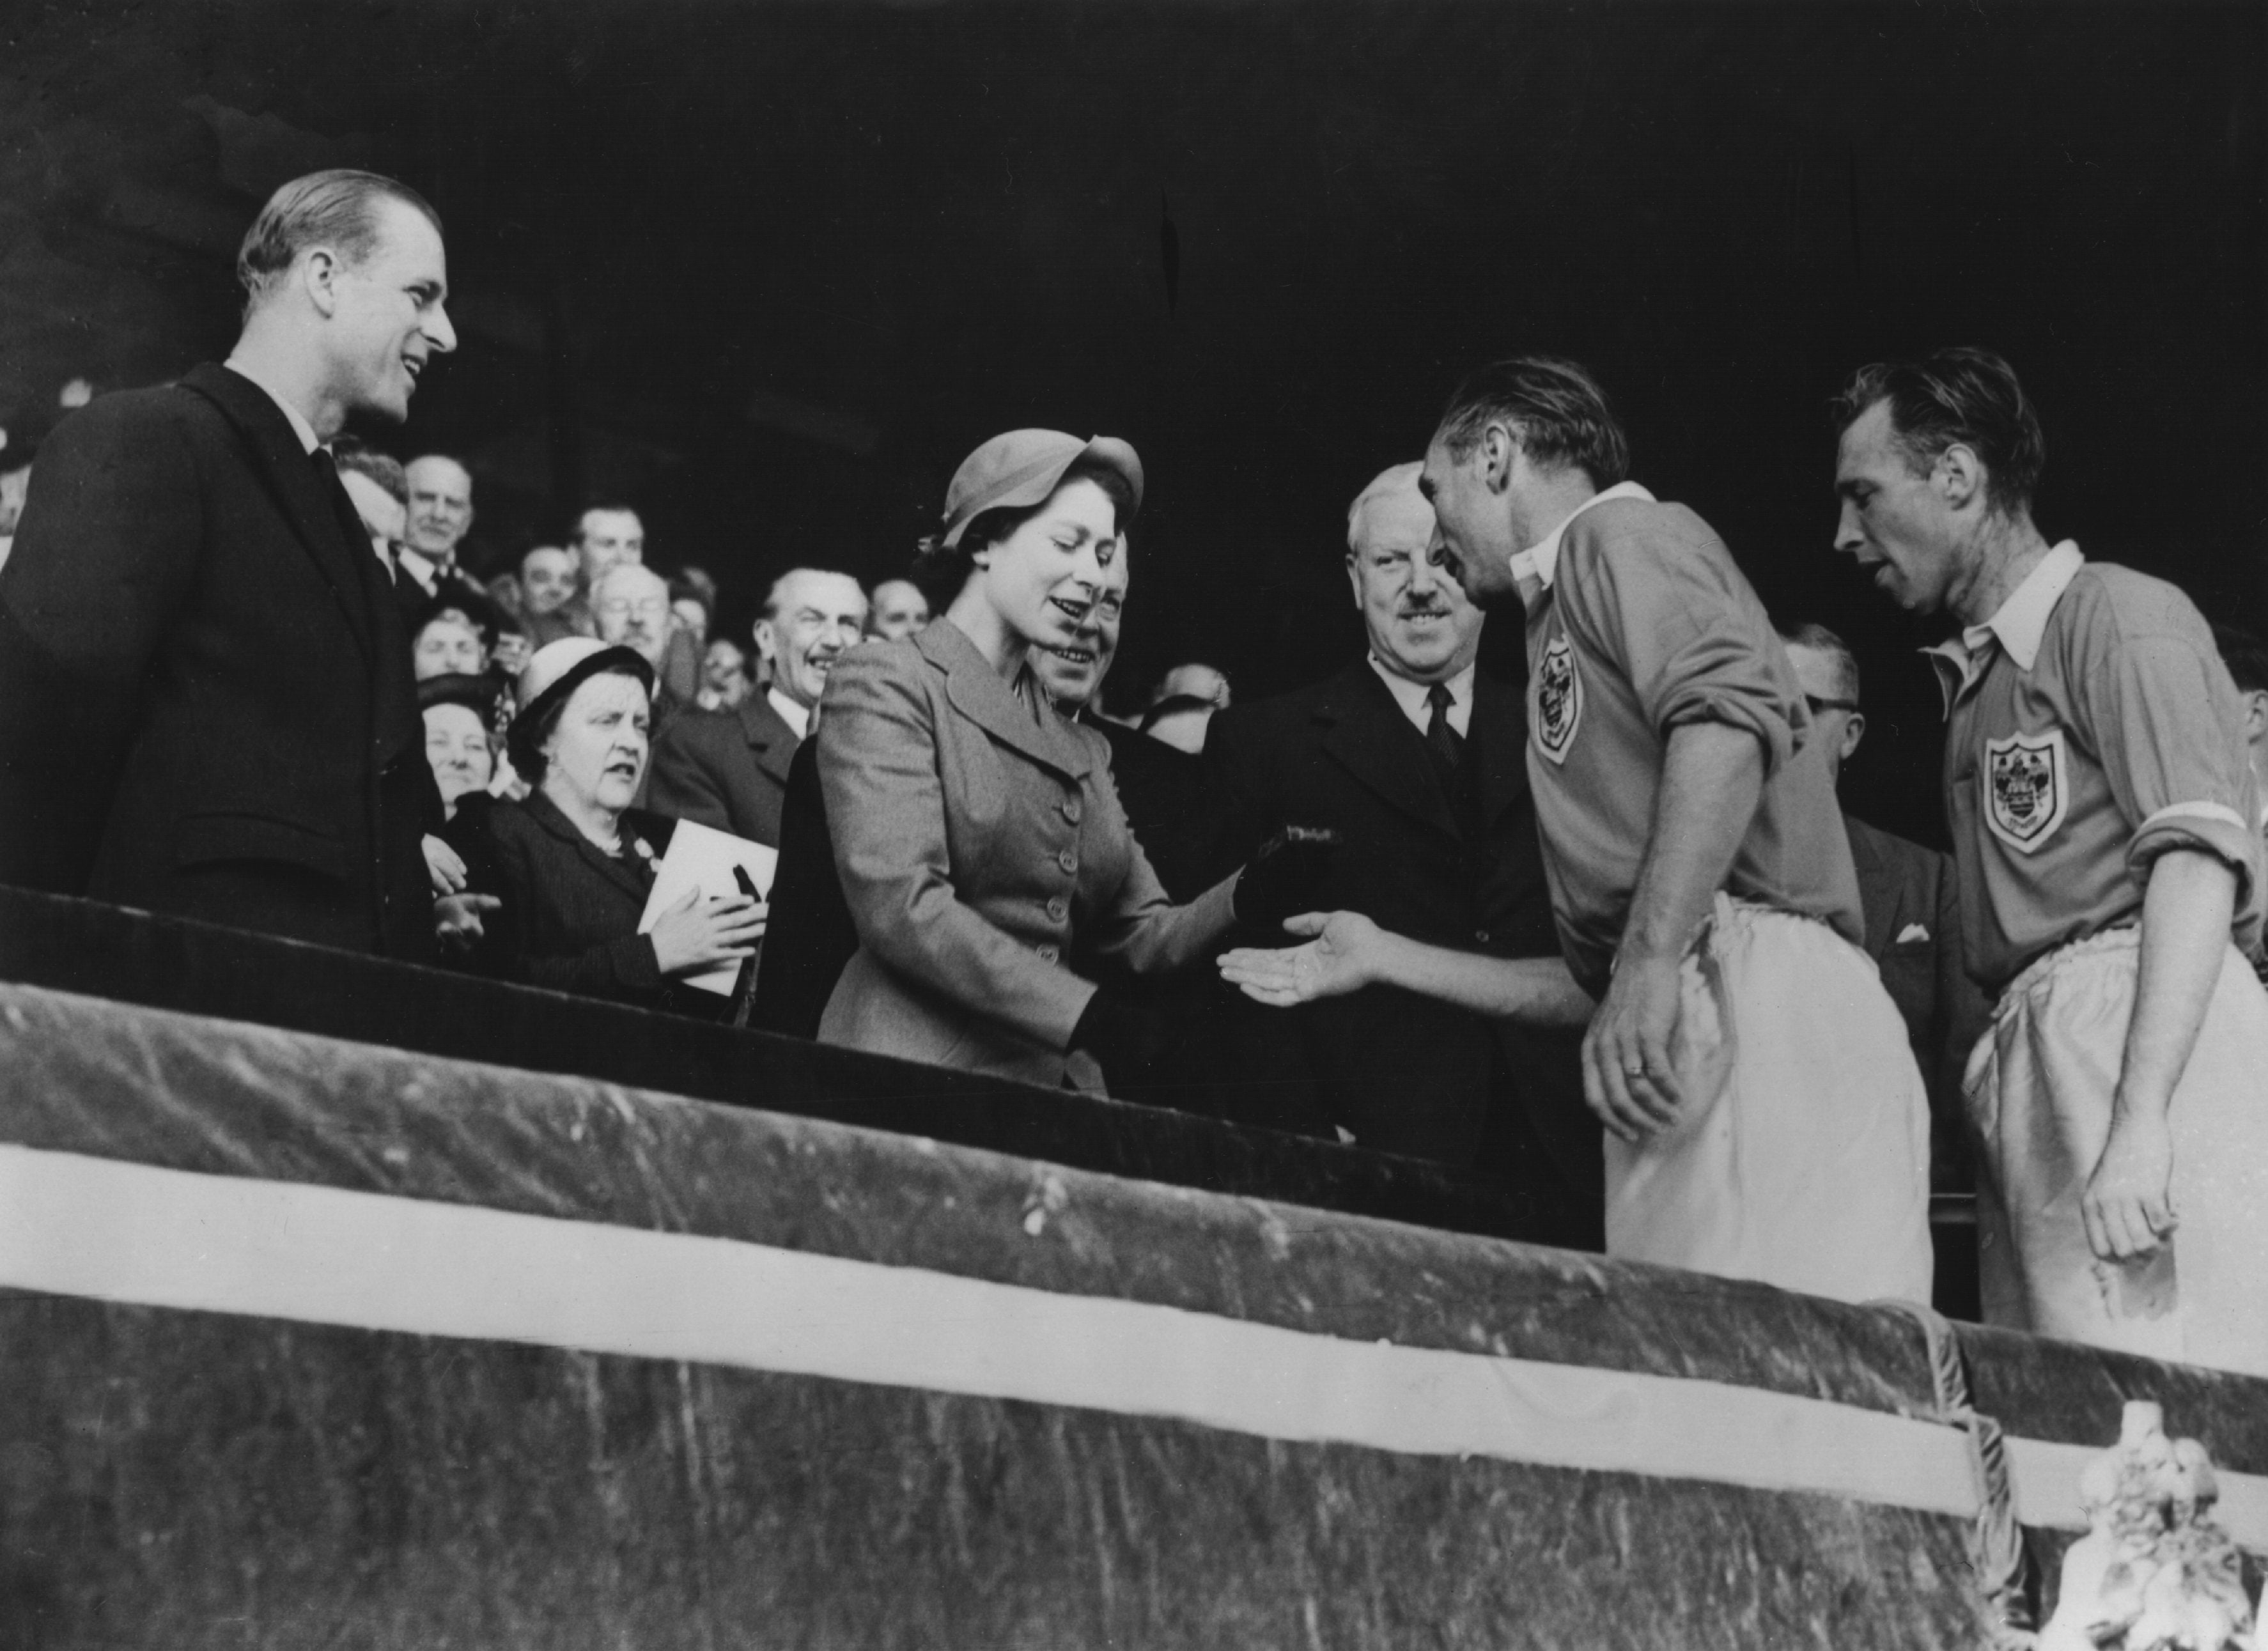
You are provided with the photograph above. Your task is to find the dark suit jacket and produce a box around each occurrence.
[0,364,433,957]
[1204,660,1595,1214]
[467,791,691,1007]
[1091,719,1214,902]
[1845,814,1994,1191]
[646,690,798,844]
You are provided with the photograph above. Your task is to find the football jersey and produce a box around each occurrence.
[1930,542,2264,993]
[1516,488,1863,995]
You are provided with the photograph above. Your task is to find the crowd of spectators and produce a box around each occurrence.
[5,167,2266,1372]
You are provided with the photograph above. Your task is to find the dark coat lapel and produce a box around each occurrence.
[1468,670,1532,826]
[180,363,374,661]
[1314,661,1459,841]
[922,619,1093,781]
[527,791,654,905]
[734,692,801,789]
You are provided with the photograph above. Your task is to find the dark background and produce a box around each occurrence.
[3,0,2261,845]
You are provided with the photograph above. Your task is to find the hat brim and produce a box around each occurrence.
[515,644,655,727]
[942,435,1145,549]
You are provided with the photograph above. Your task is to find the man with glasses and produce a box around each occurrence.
[1781,623,1991,1200]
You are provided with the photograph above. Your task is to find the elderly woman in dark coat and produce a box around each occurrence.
[815,430,1328,1096]
[470,638,763,1007]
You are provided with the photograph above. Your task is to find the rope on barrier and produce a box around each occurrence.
[1876,1298,2036,1647]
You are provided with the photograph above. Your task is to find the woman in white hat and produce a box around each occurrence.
[464,637,764,1005]
[814,429,1330,1095]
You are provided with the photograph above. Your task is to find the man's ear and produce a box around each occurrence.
[1935,443,1987,513]
[751,618,777,662]
[1841,710,1867,764]
[2245,689,2268,743]
[301,248,343,318]
[1481,424,1518,494]
[1344,552,1363,612]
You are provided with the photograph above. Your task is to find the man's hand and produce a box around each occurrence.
[2082,1108,2178,1261]
[435,892,501,951]
[423,833,467,895]
[1217,911,1379,1006]
[1581,952,1684,1142]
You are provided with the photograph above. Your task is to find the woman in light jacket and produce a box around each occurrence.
[815,429,1324,1095]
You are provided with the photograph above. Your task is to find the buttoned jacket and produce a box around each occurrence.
[815,619,1238,1089]
[0,363,432,957]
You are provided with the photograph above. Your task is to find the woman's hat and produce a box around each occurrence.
[416,670,499,720]
[514,637,654,713]
[940,430,1144,550]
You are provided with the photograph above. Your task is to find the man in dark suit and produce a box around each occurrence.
[1781,624,1992,1189]
[0,168,454,958]
[649,568,866,844]
[1204,463,1597,1239]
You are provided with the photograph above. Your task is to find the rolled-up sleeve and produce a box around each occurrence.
[818,646,1098,1050]
[2083,632,2262,899]
[1561,508,1803,777]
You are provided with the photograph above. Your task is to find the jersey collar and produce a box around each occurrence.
[1922,539,2083,716]
[1508,481,1656,593]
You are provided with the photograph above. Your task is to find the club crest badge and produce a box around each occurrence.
[1534,633,1582,765]
[1984,729,2068,855]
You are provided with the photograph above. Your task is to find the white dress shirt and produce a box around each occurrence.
[768,686,812,740]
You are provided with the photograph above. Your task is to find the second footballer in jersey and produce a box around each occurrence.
[1835,347,2268,1376]
[1424,356,1931,1305]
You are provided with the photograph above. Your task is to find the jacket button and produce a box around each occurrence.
[1046,897,1068,922]
[1036,945,1060,963]
[1057,849,1078,874]
[1060,797,1082,823]
[1475,928,1490,945]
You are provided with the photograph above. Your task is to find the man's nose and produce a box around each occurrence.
[426,303,458,354]
[1833,502,1865,554]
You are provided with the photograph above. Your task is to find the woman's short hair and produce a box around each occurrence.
[1829,347,2045,518]
[505,655,651,781]
[237,169,443,313]
[912,457,1138,598]
[1434,355,1631,490]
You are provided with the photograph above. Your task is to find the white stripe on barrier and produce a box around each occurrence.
[3,1141,2255,1542]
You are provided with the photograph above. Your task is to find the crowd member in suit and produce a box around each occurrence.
[866,578,931,642]
[1204,462,1597,1225]
[397,454,486,615]
[649,568,866,845]
[468,639,764,1007]
[1834,348,2268,1372]
[517,545,586,647]
[1780,623,1992,1190]
[0,168,453,958]
[815,428,1325,1096]
[411,601,486,679]
[1420,355,1930,1303]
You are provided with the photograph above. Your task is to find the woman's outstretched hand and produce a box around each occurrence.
[648,885,768,977]
[1217,910,1381,1007]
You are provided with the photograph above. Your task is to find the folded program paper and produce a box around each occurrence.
[637,819,778,995]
